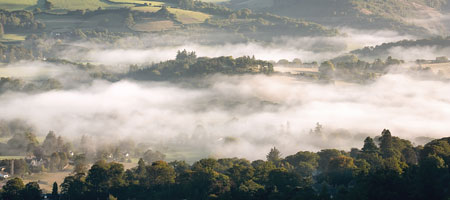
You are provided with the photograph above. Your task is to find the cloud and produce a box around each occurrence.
[0,73,449,161]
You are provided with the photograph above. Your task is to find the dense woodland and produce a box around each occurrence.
[0,130,449,200]
[128,50,274,80]
[352,36,450,58]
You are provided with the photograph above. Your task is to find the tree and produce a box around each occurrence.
[85,160,110,199]
[284,151,319,177]
[266,147,281,164]
[144,161,176,186]
[418,155,450,200]
[124,13,134,27]
[267,168,305,195]
[22,182,42,200]
[326,155,357,185]
[379,129,396,158]
[317,149,342,172]
[42,131,58,155]
[227,164,254,186]
[2,177,24,200]
[73,154,88,174]
[52,182,58,196]
[61,173,87,200]
[362,137,378,153]
[44,0,53,10]
[58,152,68,170]
[319,61,335,80]
[49,152,61,172]
[0,23,4,38]
[142,150,165,164]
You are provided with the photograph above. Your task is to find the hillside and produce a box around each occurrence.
[227,0,450,36]
[351,36,450,58]
[0,0,339,46]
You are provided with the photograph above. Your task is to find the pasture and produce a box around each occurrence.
[0,34,26,43]
[47,0,129,11]
[22,169,73,192]
[0,0,38,11]
[132,19,177,32]
[132,6,211,24]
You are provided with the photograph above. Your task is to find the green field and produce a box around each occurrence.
[109,0,165,6]
[200,0,229,2]
[0,0,38,11]
[0,137,11,143]
[133,19,177,32]
[37,12,132,32]
[0,34,27,43]
[169,7,211,24]
[132,6,211,24]
[47,0,130,11]
[0,156,26,160]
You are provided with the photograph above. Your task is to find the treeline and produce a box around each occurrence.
[0,130,72,174]
[316,55,404,83]
[0,77,62,94]
[0,9,45,34]
[352,36,450,58]
[2,129,448,200]
[0,43,34,63]
[128,50,274,80]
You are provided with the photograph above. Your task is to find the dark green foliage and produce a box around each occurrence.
[129,50,274,80]
[2,178,25,200]
[352,36,450,58]
[2,131,448,200]
[362,137,378,153]
[52,182,58,196]
[266,147,281,164]
[22,182,42,200]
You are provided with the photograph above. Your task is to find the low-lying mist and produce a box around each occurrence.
[0,73,448,161]
[55,28,415,67]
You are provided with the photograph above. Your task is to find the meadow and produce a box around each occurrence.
[0,0,38,11]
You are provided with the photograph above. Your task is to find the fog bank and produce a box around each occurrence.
[55,28,415,67]
[0,73,449,160]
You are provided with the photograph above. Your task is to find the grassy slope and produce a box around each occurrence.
[47,0,129,11]
[109,0,165,6]
[0,34,26,43]
[0,0,38,11]
[237,0,448,35]
[132,6,211,24]
[0,156,26,160]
